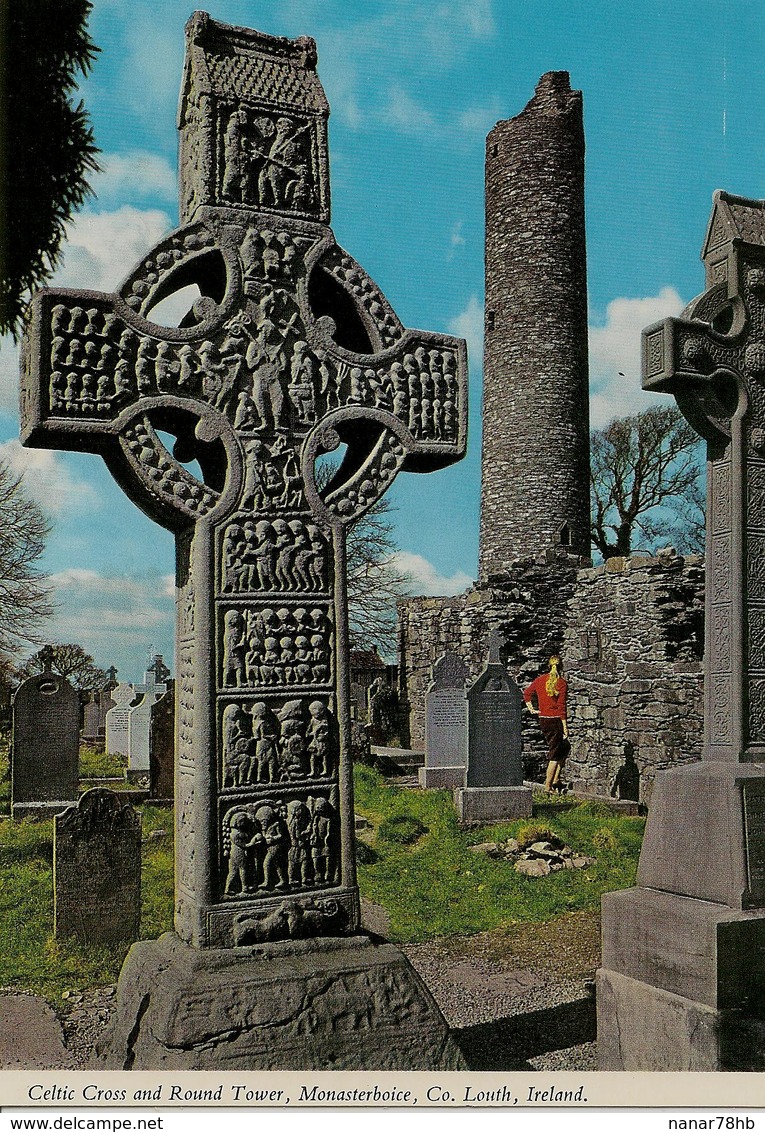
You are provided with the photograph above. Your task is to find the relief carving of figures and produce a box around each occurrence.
[241,437,304,512]
[221,698,336,787]
[233,896,348,945]
[222,794,339,900]
[221,108,317,215]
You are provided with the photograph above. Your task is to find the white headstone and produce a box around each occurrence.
[105,683,136,758]
[127,658,168,776]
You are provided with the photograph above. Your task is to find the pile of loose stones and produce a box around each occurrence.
[469,831,595,877]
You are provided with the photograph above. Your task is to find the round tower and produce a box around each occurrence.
[478,71,591,580]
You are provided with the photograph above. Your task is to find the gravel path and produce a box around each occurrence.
[0,912,599,1071]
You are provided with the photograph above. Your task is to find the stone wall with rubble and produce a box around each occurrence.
[397,549,585,769]
[562,549,704,803]
[398,548,705,797]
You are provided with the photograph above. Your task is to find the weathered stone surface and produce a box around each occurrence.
[126,656,168,781]
[563,551,704,802]
[465,632,524,788]
[455,785,532,825]
[82,687,116,743]
[12,653,79,818]
[399,550,705,797]
[105,683,136,760]
[21,12,467,1069]
[480,72,590,577]
[515,858,550,877]
[418,765,465,789]
[597,969,724,1072]
[100,932,466,1071]
[0,995,74,1069]
[54,788,141,946]
[598,191,765,1071]
[601,886,765,1011]
[21,11,467,955]
[149,683,174,799]
[424,652,467,770]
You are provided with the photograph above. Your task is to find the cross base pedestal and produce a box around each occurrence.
[597,762,765,1069]
[100,931,466,1071]
[597,968,765,1071]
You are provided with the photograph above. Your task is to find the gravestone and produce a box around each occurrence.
[105,683,136,759]
[419,652,468,789]
[21,13,467,1070]
[149,682,175,800]
[54,788,141,945]
[126,655,169,782]
[598,191,765,1071]
[11,647,80,819]
[82,688,116,743]
[455,631,531,824]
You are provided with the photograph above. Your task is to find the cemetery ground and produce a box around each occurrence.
[0,739,644,1068]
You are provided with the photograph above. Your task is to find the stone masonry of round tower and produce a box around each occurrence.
[479,71,591,579]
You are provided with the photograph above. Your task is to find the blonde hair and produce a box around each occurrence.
[545,655,562,698]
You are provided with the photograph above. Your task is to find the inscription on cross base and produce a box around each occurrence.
[643,190,765,762]
[20,13,467,948]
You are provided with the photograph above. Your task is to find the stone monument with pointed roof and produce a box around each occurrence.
[598,191,765,1070]
[21,12,467,1069]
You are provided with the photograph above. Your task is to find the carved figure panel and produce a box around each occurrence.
[221,696,336,787]
[220,515,329,595]
[221,792,339,898]
[220,603,332,690]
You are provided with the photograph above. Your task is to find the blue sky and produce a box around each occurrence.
[1,0,763,677]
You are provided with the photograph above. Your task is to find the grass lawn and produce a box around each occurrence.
[353,765,645,943]
[0,740,643,1003]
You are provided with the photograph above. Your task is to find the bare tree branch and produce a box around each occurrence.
[0,459,53,660]
[590,405,705,558]
[316,460,412,654]
[14,642,106,692]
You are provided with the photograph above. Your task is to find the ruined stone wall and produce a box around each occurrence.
[398,550,583,767]
[399,549,705,797]
[480,71,591,578]
[563,551,704,803]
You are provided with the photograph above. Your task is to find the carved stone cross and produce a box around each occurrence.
[21,12,467,950]
[643,191,765,762]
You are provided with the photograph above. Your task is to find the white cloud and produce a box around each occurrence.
[385,87,437,134]
[92,151,177,207]
[450,221,466,249]
[393,550,473,596]
[53,205,173,293]
[0,440,97,514]
[449,295,484,370]
[589,287,686,427]
[44,567,175,669]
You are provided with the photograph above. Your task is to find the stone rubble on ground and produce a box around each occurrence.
[469,834,595,874]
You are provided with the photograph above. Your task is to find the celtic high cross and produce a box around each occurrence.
[21,12,467,948]
[643,191,765,765]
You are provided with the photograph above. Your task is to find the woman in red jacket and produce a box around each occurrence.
[523,655,570,794]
